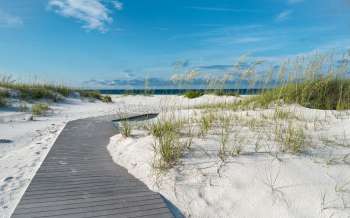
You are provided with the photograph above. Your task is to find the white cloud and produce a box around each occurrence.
[288,0,304,4]
[112,1,123,11]
[0,9,23,27]
[275,10,293,22]
[48,0,123,32]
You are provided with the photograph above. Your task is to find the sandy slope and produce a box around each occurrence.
[107,98,350,218]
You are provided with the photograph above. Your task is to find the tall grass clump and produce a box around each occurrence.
[149,119,182,138]
[274,122,305,153]
[217,114,231,161]
[32,103,49,116]
[199,111,215,137]
[153,130,183,170]
[212,89,240,97]
[79,90,102,100]
[245,77,350,110]
[0,90,8,106]
[120,120,132,137]
[150,119,184,170]
[0,96,6,106]
[225,52,350,111]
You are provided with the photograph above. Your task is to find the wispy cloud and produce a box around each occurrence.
[186,6,262,13]
[112,0,123,11]
[275,10,293,22]
[0,9,23,27]
[48,0,123,32]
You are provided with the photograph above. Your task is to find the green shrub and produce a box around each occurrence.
[183,90,203,99]
[79,90,102,100]
[212,90,240,97]
[32,103,49,116]
[101,95,112,103]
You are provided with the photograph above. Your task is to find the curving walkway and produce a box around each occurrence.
[12,115,174,218]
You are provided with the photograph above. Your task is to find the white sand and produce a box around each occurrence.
[0,94,234,218]
[3,94,349,218]
[107,97,350,218]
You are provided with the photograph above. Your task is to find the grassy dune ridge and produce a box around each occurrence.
[117,52,350,173]
[0,76,112,107]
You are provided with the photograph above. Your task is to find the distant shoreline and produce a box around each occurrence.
[99,88,263,95]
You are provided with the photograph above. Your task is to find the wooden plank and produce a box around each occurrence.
[12,115,175,218]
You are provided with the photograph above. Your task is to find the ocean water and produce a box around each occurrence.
[99,89,263,95]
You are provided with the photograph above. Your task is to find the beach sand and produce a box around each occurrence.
[0,95,233,218]
[107,97,350,218]
[2,95,350,218]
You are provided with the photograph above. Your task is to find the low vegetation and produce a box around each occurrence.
[142,52,350,173]
[183,90,203,99]
[120,120,132,137]
[101,95,113,103]
[274,122,306,153]
[149,119,185,170]
[212,90,240,97]
[0,90,8,106]
[149,119,182,138]
[0,76,112,108]
[31,103,50,116]
[243,78,350,110]
[0,81,72,101]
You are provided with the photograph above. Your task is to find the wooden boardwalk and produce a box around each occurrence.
[12,115,175,218]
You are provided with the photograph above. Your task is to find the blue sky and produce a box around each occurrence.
[0,0,349,86]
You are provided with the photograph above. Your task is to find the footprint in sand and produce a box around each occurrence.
[0,139,13,144]
[3,177,13,182]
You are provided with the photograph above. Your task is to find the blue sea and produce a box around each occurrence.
[99,89,263,95]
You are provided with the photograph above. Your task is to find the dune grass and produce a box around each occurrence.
[0,77,112,103]
[0,90,8,106]
[120,120,132,137]
[0,81,73,101]
[211,89,240,97]
[149,119,185,170]
[183,90,203,99]
[31,103,50,116]
[242,77,350,110]
[0,96,6,106]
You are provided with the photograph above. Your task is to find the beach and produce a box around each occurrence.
[1,94,350,218]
